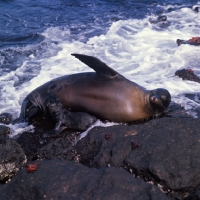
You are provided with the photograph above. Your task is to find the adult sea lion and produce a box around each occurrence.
[14,54,171,134]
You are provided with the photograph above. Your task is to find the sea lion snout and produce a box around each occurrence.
[149,88,171,111]
[12,99,38,124]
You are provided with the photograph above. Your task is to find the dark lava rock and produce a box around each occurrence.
[149,15,167,24]
[0,125,11,139]
[4,103,200,199]
[111,17,120,21]
[74,103,191,169]
[0,138,26,183]
[193,6,199,12]
[186,187,200,200]
[74,117,200,199]
[16,115,57,161]
[16,131,46,161]
[75,125,134,168]
[149,15,170,28]
[0,160,170,200]
[124,118,200,199]
[37,137,79,161]
[0,113,12,125]
[175,69,200,83]
[166,102,192,118]
[176,37,200,46]
[16,115,80,161]
[176,39,187,46]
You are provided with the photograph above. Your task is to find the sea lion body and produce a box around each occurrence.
[14,54,171,133]
[27,72,152,122]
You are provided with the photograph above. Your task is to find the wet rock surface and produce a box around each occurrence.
[0,160,170,200]
[149,15,170,28]
[16,116,80,161]
[0,113,13,125]
[149,15,167,24]
[176,37,200,46]
[0,125,11,139]
[175,68,200,83]
[124,118,200,199]
[0,104,200,199]
[193,6,199,12]
[37,136,79,161]
[75,125,133,168]
[0,138,26,183]
[74,117,200,199]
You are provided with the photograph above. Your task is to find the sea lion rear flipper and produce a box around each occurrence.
[71,53,118,78]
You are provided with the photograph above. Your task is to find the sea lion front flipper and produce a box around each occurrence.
[43,126,67,138]
[71,53,118,78]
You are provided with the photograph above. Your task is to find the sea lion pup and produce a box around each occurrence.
[13,54,171,135]
[43,95,97,136]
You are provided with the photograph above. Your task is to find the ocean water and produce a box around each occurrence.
[0,0,200,136]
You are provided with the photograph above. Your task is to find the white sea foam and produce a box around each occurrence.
[1,6,200,137]
[79,120,118,140]
[5,122,34,138]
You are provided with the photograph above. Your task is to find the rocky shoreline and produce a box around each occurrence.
[1,4,200,200]
[0,102,200,200]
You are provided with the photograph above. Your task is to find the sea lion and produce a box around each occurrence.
[43,95,97,136]
[14,54,171,134]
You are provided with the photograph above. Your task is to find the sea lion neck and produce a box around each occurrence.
[144,91,156,113]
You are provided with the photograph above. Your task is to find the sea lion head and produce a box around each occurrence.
[12,98,39,124]
[45,95,64,120]
[149,88,171,112]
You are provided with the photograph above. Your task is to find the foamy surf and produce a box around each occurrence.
[79,120,119,140]
[5,122,35,138]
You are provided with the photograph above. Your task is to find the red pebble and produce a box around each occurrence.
[105,133,113,140]
[187,69,194,73]
[27,164,39,173]
[188,37,200,42]
[188,37,200,45]
[131,141,142,150]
